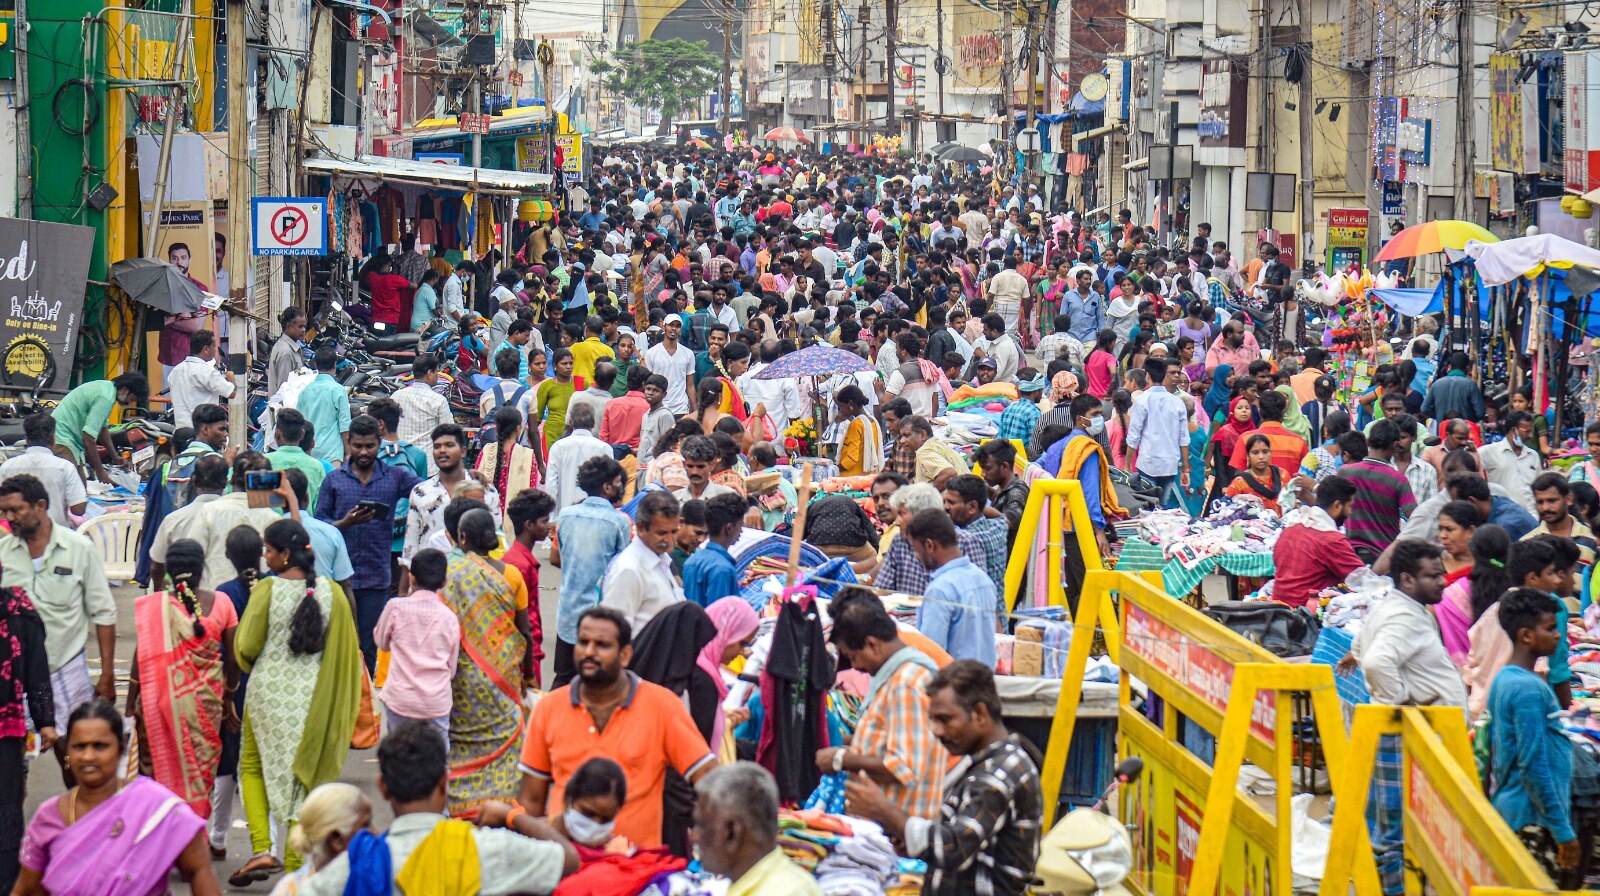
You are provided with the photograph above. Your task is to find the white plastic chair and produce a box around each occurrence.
[77,511,143,584]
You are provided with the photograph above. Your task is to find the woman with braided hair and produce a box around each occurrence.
[127,538,239,821]
[229,520,362,886]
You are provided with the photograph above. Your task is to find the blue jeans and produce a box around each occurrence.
[1137,473,1181,509]
[352,587,389,673]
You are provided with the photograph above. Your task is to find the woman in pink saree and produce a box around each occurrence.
[15,701,220,896]
[1435,520,1510,667]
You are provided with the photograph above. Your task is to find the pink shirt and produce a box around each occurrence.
[373,589,461,719]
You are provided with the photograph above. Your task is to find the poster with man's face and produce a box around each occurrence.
[145,200,216,291]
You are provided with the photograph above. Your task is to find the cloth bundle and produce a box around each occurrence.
[1136,498,1284,565]
[815,819,899,896]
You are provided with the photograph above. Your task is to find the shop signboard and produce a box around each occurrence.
[1381,181,1404,217]
[1489,52,1524,172]
[554,132,584,183]
[0,218,90,396]
[1198,59,1248,149]
[516,132,552,174]
[1326,207,1369,270]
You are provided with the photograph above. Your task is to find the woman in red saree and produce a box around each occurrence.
[127,538,239,820]
[442,509,533,818]
[16,701,219,896]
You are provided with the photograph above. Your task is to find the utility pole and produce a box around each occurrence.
[935,0,945,118]
[1296,0,1314,271]
[470,78,483,166]
[225,0,251,446]
[857,5,870,145]
[823,0,836,130]
[886,0,897,140]
[146,6,194,258]
[15,0,31,217]
[1454,0,1475,220]
[720,4,733,136]
[1000,0,1014,180]
[1024,2,1039,191]
[1159,99,1176,244]
[1043,0,1055,116]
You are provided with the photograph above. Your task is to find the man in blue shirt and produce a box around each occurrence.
[315,414,424,672]
[682,492,744,607]
[552,454,631,687]
[1059,272,1106,344]
[279,467,354,596]
[295,345,352,468]
[908,508,997,666]
[577,199,606,233]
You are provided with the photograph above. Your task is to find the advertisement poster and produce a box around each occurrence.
[554,132,585,183]
[1327,207,1370,271]
[0,219,92,395]
[1489,53,1523,173]
[144,200,218,291]
[516,132,551,174]
[951,0,1004,94]
[1126,749,1276,896]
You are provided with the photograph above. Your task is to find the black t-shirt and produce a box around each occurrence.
[759,598,834,802]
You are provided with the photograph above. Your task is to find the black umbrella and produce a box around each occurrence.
[936,145,989,163]
[109,257,206,314]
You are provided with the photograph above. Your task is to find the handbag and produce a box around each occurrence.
[351,663,380,749]
[1202,601,1321,658]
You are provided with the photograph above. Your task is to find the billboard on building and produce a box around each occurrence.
[1489,53,1523,172]
[1565,50,1600,193]
[952,0,1004,95]
[1199,59,1248,149]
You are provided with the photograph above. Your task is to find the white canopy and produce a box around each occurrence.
[1463,233,1600,286]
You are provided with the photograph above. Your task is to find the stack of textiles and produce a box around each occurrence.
[814,819,899,896]
[1135,498,1284,566]
[776,810,854,872]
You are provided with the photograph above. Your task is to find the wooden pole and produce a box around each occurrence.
[784,462,815,588]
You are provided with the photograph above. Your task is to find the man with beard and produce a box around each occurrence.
[518,606,717,850]
[0,474,118,722]
[399,422,499,592]
[1526,472,1598,568]
[316,414,425,671]
[1351,538,1465,896]
[846,660,1043,896]
[1205,320,1261,374]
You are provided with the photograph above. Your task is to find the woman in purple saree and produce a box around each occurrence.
[14,701,220,896]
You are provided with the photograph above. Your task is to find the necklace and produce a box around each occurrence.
[66,778,124,825]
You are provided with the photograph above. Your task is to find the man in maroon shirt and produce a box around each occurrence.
[1272,476,1365,608]
[504,488,557,686]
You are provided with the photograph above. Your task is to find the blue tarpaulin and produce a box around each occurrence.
[1369,287,1441,316]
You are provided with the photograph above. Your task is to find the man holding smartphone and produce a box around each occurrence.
[315,414,424,672]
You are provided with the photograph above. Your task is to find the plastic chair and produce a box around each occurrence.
[78,512,143,584]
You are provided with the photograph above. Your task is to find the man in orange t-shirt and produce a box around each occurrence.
[518,607,717,849]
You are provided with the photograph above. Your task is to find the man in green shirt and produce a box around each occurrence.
[295,345,352,468]
[266,408,328,507]
[50,372,149,483]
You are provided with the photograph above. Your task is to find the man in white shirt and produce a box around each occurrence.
[440,267,466,323]
[600,490,685,633]
[393,354,455,474]
[738,341,808,435]
[973,314,1021,384]
[166,329,235,430]
[985,257,1030,334]
[1352,537,1464,896]
[884,333,939,418]
[643,317,697,415]
[0,413,88,526]
[544,403,613,510]
[1480,409,1543,514]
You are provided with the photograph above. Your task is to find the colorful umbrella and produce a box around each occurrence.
[753,344,872,380]
[763,126,811,144]
[1372,219,1499,262]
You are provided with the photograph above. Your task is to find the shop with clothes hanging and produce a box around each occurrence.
[298,154,558,308]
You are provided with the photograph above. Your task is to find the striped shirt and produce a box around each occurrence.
[1338,458,1416,562]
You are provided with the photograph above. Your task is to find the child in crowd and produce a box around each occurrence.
[373,548,461,747]
[1485,588,1581,878]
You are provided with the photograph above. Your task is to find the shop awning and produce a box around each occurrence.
[301,155,554,192]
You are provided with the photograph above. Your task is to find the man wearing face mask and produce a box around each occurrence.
[1480,409,1543,515]
[1271,477,1367,608]
[1038,395,1125,589]
[518,607,718,851]
[1351,538,1466,896]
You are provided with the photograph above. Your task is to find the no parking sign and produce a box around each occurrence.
[252,197,328,256]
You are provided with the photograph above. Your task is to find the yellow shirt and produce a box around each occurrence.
[914,438,970,484]
[569,336,616,386]
[727,849,823,896]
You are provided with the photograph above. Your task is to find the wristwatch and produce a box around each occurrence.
[832,748,847,773]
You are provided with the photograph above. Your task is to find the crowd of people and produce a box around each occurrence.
[0,142,1593,894]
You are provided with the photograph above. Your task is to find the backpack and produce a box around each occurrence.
[475,382,530,454]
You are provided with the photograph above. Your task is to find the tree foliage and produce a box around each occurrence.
[590,38,720,133]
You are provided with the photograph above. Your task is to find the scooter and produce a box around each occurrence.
[1033,757,1144,896]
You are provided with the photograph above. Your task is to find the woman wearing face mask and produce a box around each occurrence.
[268,783,372,896]
[551,757,631,861]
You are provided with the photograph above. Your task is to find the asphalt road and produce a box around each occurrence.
[21,547,563,894]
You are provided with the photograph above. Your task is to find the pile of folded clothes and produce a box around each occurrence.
[1135,498,1283,565]
[771,809,926,895]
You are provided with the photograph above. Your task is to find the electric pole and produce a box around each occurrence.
[886,0,897,140]
[1454,0,1475,220]
[1024,2,1039,191]
[823,0,836,129]
[857,5,870,145]
[1000,0,1014,179]
[935,0,945,118]
[1296,0,1314,271]
[15,0,31,217]
[720,2,733,136]
[226,0,252,446]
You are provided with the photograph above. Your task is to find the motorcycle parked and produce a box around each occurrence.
[1033,757,1144,896]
